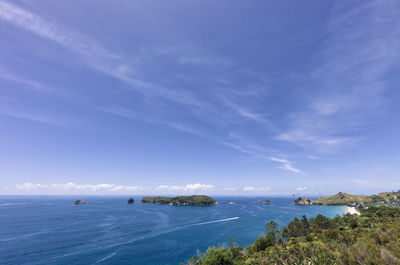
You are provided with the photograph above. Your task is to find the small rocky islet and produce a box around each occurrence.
[74,200,87,205]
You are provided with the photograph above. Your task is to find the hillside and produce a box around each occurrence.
[313,192,371,205]
[294,191,400,209]
[186,206,400,265]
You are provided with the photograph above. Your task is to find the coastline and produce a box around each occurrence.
[345,206,360,215]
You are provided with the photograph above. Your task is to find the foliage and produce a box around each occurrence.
[141,195,217,206]
[186,206,400,265]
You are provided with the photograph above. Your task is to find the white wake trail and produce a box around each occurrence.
[190,217,240,227]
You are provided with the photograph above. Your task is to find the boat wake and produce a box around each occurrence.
[190,217,239,227]
[97,252,117,263]
[108,217,240,248]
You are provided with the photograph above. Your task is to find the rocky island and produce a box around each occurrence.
[293,197,313,205]
[141,195,217,206]
[264,200,270,205]
[74,200,87,205]
[127,197,134,204]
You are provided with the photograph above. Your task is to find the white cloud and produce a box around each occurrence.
[155,183,215,192]
[243,186,256,192]
[15,182,145,193]
[243,186,271,193]
[269,157,304,174]
[296,187,307,191]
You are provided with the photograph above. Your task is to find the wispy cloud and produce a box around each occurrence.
[15,182,146,193]
[243,186,271,193]
[269,157,304,174]
[0,1,273,136]
[276,1,399,152]
[0,101,73,127]
[155,183,215,193]
[296,186,307,191]
[0,68,56,94]
[99,106,201,135]
[0,1,118,62]
[0,1,207,110]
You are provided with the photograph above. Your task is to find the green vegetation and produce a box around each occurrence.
[186,206,400,265]
[127,197,134,204]
[264,200,270,205]
[141,195,217,206]
[294,191,400,210]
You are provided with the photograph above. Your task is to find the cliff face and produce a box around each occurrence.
[293,197,313,205]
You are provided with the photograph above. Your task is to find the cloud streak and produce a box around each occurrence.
[243,186,271,193]
[269,157,304,174]
[155,183,215,193]
[276,1,400,152]
[15,182,146,193]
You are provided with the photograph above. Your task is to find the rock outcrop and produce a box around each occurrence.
[74,200,87,205]
[127,197,134,204]
[293,197,313,205]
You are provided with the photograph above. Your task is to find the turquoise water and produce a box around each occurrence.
[0,196,344,265]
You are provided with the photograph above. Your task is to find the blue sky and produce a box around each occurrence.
[1,0,400,195]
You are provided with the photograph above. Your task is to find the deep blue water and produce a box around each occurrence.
[0,196,344,265]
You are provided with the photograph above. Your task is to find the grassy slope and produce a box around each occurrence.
[314,192,371,205]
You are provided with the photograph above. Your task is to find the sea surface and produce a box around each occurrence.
[0,196,345,265]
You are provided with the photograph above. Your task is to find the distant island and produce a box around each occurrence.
[294,191,400,210]
[141,195,217,206]
[264,200,270,205]
[127,197,134,204]
[74,200,87,205]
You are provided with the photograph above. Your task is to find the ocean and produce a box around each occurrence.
[0,196,345,265]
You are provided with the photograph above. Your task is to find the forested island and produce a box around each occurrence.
[141,195,217,206]
[186,206,400,264]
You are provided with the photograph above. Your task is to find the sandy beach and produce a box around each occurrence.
[345,206,361,215]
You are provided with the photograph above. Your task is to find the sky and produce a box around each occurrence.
[0,0,400,195]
